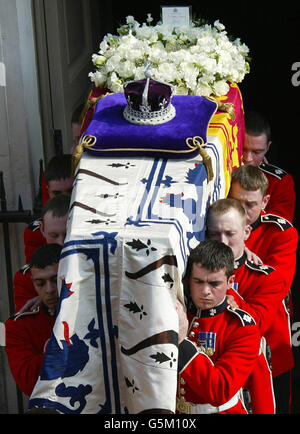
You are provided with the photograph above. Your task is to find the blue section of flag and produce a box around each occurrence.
[29,232,120,414]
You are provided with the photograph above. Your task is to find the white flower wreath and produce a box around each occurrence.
[89,14,250,97]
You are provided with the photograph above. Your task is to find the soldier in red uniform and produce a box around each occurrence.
[206,198,287,413]
[14,194,70,313]
[208,195,296,413]
[24,218,46,264]
[25,154,74,262]
[13,264,39,315]
[242,110,295,222]
[176,240,261,414]
[5,244,62,396]
[228,165,298,413]
[43,154,74,200]
[229,165,298,297]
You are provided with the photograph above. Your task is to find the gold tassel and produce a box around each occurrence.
[206,96,236,122]
[72,135,97,175]
[200,148,214,181]
[72,142,84,176]
[186,137,214,181]
[217,102,236,122]
[79,92,113,126]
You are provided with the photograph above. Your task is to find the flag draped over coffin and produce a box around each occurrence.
[28,84,244,414]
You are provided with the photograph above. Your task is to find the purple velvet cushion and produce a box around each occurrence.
[82,93,217,159]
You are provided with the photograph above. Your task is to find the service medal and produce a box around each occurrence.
[197,331,216,356]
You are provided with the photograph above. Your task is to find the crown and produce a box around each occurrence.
[123,63,176,125]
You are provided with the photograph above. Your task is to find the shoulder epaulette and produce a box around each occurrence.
[9,307,39,321]
[261,214,293,231]
[227,305,256,326]
[27,218,42,232]
[245,260,275,275]
[259,163,288,180]
[18,264,31,275]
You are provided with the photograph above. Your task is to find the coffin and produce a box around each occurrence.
[28,83,244,414]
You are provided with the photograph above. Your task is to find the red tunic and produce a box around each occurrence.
[244,345,275,414]
[41,172,50,206]
[259,162,295,223]
[5,306,55,396]
[246,211,298,292]
[229,253,294,377]
[177,299,261,414]
[245,211,298,372]
[23,218,46,263]
[13,265,38,313]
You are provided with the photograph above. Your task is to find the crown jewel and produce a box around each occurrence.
[123,62,176,125]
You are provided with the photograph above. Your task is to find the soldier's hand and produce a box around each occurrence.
[17,296,41,314]
[176,299,189,343]
[226,295,239,310]
[244,247,263,265]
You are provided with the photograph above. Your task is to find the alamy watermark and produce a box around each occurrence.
[292,322,300,347]
[291,62,300,86]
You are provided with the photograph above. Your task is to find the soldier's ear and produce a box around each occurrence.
[39,220,45,237]
[244,224,252,241]
[262,194,270,211]
[228,274,235,288]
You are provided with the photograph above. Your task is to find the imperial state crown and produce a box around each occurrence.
[123,65,176,125]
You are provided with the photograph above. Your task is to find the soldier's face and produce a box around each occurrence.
[243,133,271,166]
[229,182,269,225]
[206,208,251,259]
[47,177,74,198]
[31,263,59,311]
[40,212,68,246]
[189,263,234,310]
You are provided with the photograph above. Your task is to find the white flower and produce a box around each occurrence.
[126,16,135,24]
[135,25,158,42]
[213,80,230,96]
[92,54,106,67]
[107,71,123,93]
[99,40,109,53]
[133,66,146,80]
[214,20,225,32]
[89,70,107,87]
[146,13,153,24]
[195,82,212,97]
[105,54,122,73]
[115,60,135,78]
[156,62,178,83]
[173,85,189,95]
[126,15,138,29]
[179,61,198,90]
[89,14,250,96]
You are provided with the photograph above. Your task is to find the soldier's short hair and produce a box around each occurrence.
[207,198,247,227]
[44,154,72,184]
[29,243,62,269]
[185,239,234,281]
[41,193,70,220]
[245,110,271,142]
[230,165,269,197]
